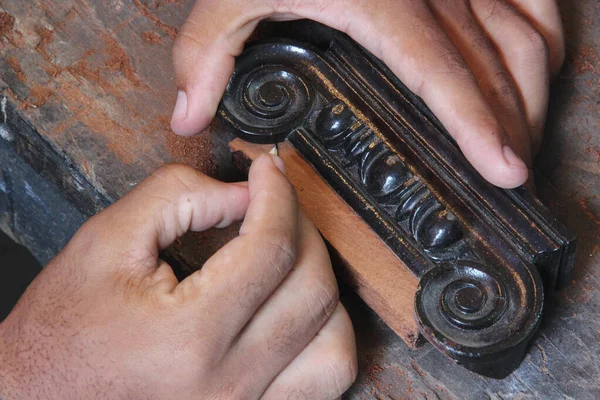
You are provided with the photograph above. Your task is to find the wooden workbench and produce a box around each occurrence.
[1,1,598,398]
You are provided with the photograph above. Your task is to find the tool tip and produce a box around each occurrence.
[269,144,279,156]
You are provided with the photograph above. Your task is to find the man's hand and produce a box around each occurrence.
[170,0,565,189]
[0,156,357,399]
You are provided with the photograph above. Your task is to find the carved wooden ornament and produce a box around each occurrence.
[217,25,575,378]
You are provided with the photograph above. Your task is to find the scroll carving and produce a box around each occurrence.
[218,24,575,378]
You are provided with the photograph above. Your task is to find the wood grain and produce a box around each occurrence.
[0,0,207,207]
[230,139,421,346]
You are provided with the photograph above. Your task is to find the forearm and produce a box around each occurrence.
[0,319,51,400]
[0,327,18,400]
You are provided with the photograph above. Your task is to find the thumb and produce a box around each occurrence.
[170,2,269,136]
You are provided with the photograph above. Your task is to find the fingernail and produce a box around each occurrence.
[270,154,286,174]
[171,90,188,121]
[502,145,526,169]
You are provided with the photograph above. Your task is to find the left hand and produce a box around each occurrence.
[169,0,565,189]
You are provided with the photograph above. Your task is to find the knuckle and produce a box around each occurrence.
[260,231,296,276]
[409,48,473,97]
[211,381,238,400]
[152,163,196,179]
[259,178,297,205]
[440,50,471,76]
[266,316,302,357]
[417,22,445,45]
[151,163,204,190]
[486,0,509,20]
[430,0,469,13]
[70,213,110,252]
[457,115,504,151]
[254,176,297,205]
[172,33,191,61]
[270,0,304,14]
[479,71,520,108]
[77,213,103,237]
[514,25,549,62]
[173,20,208,55]
[306,282,339,326]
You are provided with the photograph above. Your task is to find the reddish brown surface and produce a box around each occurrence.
[132,0,178,40]
[103,34,141,86]
[28,84,55,108]
[0,0,203,199]
[141,31,163,44]
[166,129,215,174]
[34,25,54,58]
[5,56,25,82]
[578,197,600,226]
[572,45,599,74]
[0,11,15,37]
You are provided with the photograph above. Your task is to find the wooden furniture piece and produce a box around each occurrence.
[219,26,574,378]
[1,0,599,397]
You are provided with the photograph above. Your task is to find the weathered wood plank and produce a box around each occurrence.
[0,0,211,203]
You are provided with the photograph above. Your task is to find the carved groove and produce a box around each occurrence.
[315,100,468,263]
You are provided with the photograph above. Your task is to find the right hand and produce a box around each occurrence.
[170,0,565,189]
[0,156,357,400]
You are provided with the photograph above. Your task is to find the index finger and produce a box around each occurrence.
[175,154,300,337]
[70,164,249,273]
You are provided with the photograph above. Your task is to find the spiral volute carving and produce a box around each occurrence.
[221,65,314,144]
[415,260,542,377]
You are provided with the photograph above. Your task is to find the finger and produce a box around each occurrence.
[428,0,531,166]
[294,0,529,187]
[171,0,528,187]
[507,0,565,78]
[286,0,528,187]
[80,164,249,272]
[175,154,299,336]
[471,0,551,154]
[261,304,357,400]
[225,215,339,397]
[353,0,529,187]
[170,1,271,136]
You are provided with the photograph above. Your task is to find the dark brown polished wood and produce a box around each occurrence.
[217,23,575,378]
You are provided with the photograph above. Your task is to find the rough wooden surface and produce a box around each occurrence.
[0,0,599,398]
[230,139,421,346]
[0,0,212,208]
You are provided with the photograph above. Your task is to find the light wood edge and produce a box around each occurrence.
[230,139,421,347]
